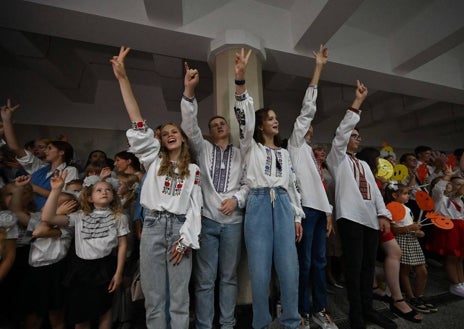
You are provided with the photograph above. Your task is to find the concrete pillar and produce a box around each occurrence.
[207,30,266,305]
[208,29,266,146]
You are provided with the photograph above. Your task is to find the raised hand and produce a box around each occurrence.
[235,48,252,80]
[14,175,32,187]
[183,62,199,98]
[0,99,20,122]
[110,46,131,80]
[99,167,112,180]
[355,80,368,101]
[50,169,67,190]
[313,45,328,66]
[57,200,78,215]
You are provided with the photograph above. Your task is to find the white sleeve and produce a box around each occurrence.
[234,92,256,158]
[327,109,360,173]
[180,168,202,249]
[180,96,205,160]
[288,86,317,149]
[287,156,305,223]
[126,128,160,170]
[16,150,45,174]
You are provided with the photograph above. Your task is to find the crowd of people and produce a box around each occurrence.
[0,45,463,329]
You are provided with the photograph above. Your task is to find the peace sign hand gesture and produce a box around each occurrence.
[110,46,131,80]
[235,48,252,80]
[0,99,20,122]
[313,45,328,66]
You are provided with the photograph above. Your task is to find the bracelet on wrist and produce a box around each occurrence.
[175,241,190,255]
[234,79,245,86]
[348,106,361,114]
[131,120,147,131]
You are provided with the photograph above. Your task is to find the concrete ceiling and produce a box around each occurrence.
[0,0,463,150]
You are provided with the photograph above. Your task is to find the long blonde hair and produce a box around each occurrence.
[158,123,192,179]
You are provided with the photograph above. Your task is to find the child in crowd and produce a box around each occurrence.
[427,165,464,297]
[112,173,140,329]
[384,183,437,314]
[42,171,129,329]
[65,179,84,198]
[12,175,77,329]
[112,46,201,329]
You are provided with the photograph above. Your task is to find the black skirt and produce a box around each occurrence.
[64,252,116,324]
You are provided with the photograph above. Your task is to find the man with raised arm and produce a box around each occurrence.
[326,81,397,329]
[181,63,248,329]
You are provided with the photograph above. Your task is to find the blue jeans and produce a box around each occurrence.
[297,207,327,315]
[194,217,242,329]
[245,187,301,329]
[140,210,192,329]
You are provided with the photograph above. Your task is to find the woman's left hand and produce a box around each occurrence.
[295,222,303,242]
[169,240,189,266]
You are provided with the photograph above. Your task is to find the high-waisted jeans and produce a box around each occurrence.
[245,187,300,329]
[140,210,192,329]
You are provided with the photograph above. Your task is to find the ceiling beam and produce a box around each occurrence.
[389,0,464,74]
[291,0,364,52]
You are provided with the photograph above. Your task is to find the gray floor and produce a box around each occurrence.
[131,261,464,329]
[269,261,464,329]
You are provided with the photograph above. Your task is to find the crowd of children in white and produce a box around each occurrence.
[0,47,463,329]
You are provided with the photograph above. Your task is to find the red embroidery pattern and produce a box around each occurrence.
[162,174,184,196]
[194,170,201,185]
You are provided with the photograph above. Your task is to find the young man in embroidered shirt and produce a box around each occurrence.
[326,81,397,329]
[181,63,248,329]
[287,46,337,329]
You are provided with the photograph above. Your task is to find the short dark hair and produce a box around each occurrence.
[414,145,431,157]
[399,152,415,164]
[208,116,228,130]
[50,140,74,165]
[114,151,141,172]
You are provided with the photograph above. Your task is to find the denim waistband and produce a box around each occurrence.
[249,186,286,207]
[144,209,183,220]
[249,186,286,195]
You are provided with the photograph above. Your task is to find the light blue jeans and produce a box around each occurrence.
[140,210,192,329]
[193,217,242,329]
[245,187,301,329]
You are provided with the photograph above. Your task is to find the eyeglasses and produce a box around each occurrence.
[350,134,361,140]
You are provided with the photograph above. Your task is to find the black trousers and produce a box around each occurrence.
[338,218,379,328]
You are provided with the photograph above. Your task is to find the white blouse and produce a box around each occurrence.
[326,109,391,229]
[234,91,304,223]
[127,127,202,249]
[393,204,414,228]
[287,86,332,215]
[69,209,129,260]
[180,96,248,225]
[432,180,464,220]
[28,212,73,267]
